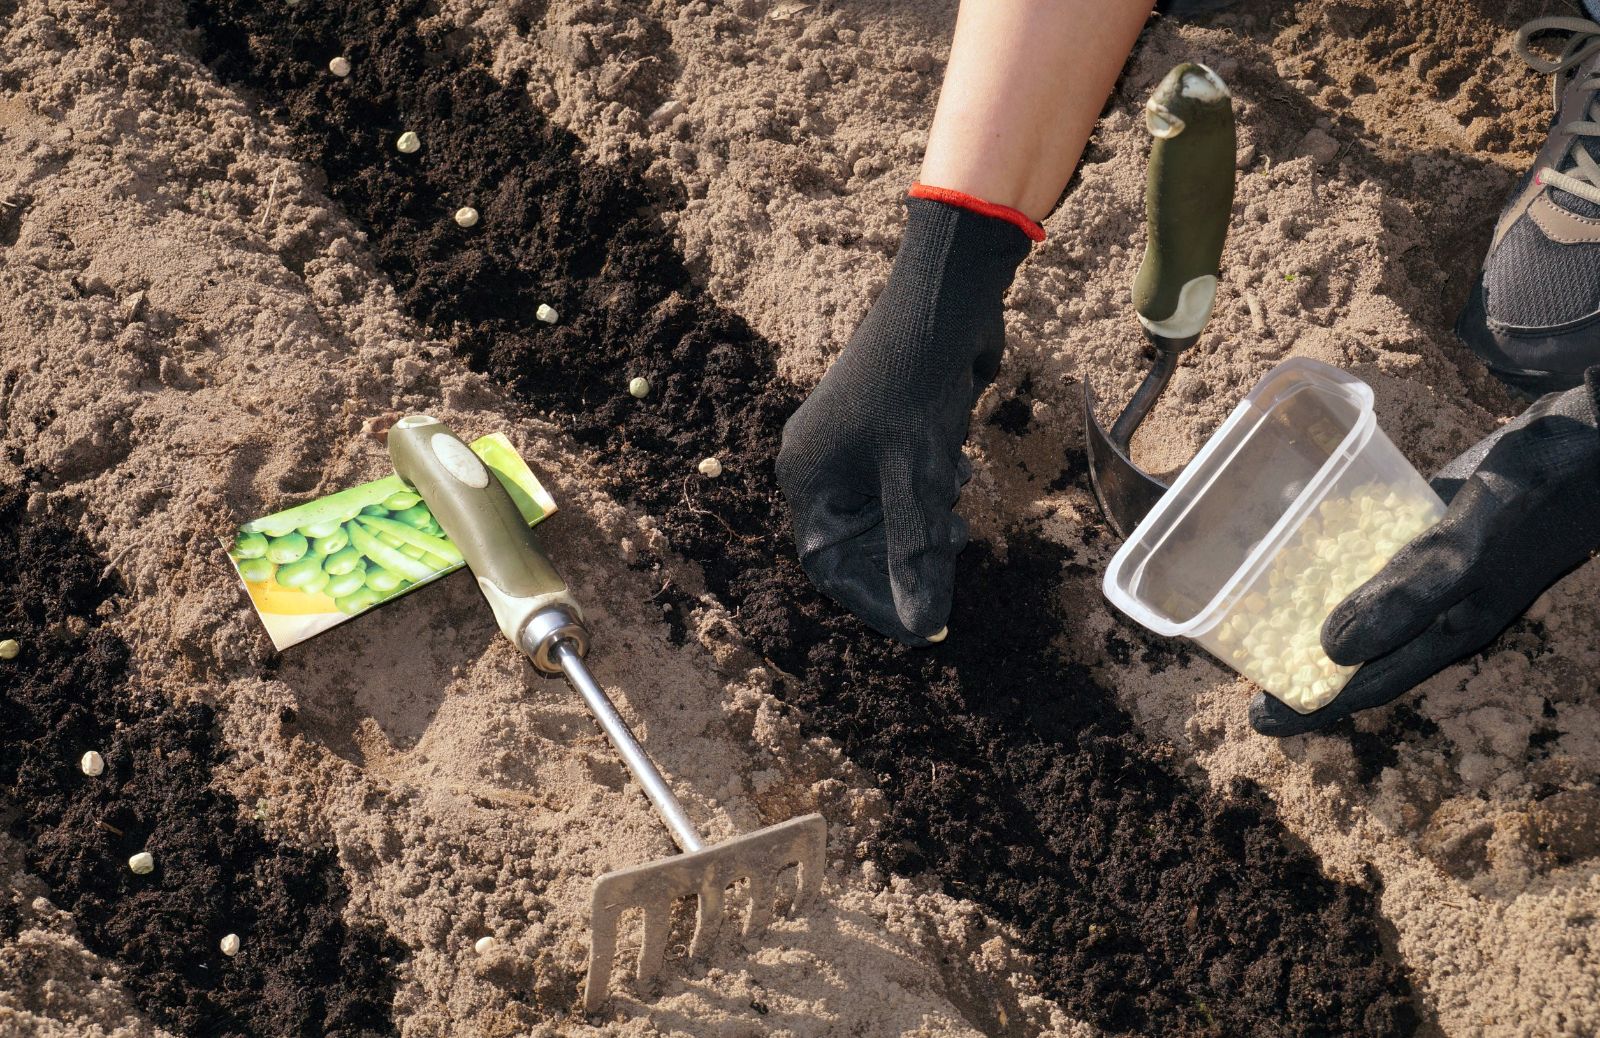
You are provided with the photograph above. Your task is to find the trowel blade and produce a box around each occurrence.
[1084,379,1170,541]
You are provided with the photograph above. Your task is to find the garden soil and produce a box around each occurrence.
[0,1,1596,1037]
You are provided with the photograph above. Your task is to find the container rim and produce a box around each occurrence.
[1102,357,1376,637]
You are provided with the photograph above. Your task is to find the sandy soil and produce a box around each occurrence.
[2,0,1598,1036]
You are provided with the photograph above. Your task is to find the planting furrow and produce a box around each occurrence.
[185,2,1419,1033]
[0,487,404,1037]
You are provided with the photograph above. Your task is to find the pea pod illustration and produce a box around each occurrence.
[299,519,342,539]
[243,481,400,538]
[355,515,463,565]
[266,532,309,565]
[347,523,436,582]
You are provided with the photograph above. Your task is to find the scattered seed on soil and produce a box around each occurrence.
[220,933,241,957]
[328,55,351,77]
[0,490,404,1034]
[128,851,154,875]
[473,935,496,955]
[0,638,18,659]
[926,627,947,644]
[697,457,723,478]
[454,206,479,228]
[185,4,1422,1031]
[535,303,559,324]
[628,376,651,398]
[80,750,105,776]
[396,131,420,154]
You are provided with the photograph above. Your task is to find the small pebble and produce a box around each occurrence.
[454,206,479,228]
[396,131,421,155]
[128,852,154,875]
[536,303,559,324]
[0,638,17,659]
[628,376,651,398]
[80,751,105,777]
[696,457,723,478]
[474,935,497,955]
[328,56,351,78]
[220,933,241,957]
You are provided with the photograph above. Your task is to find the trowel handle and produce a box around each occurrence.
[387,415,583,669]
[1132,62,1236,351]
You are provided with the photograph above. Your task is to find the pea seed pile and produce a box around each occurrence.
[229,483,462,614]
[1214,482,1438,713]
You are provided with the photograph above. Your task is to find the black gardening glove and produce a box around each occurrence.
[777,196,1033,643]
[1250,368,1600,736]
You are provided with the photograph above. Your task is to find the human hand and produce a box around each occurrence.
[776,197,1032,644]
[1250,371,1600,736]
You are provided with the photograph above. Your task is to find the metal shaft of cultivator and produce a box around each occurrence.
[553,641,705,853]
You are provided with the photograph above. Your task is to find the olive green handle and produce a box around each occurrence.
[387,415,579,645]
[1132,62,1236,345]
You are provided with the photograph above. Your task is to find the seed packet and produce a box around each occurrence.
[224,433,556,650]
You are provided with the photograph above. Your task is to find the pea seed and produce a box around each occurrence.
[237,557,275,583]
[396,131,421,154]
[81,751,105,776]
[129,852,155,875]
[454,206,479,228]
[232,531,269,560]
[322,546,364,576]
[383,491,421,511]
[220,933,241,957]
[329,56,351,77]
[312,529,349,556]
[0,639,18,660]
[536,303,559,324]
[697,457,723,478]
[474,936,497,955]
[628,376,650,398]
[325,570,362,597]
[266,532,309,565]
[365,567,402,594]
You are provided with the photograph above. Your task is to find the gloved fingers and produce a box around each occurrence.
[881,461,967,640]
[799,522,941,645]
[1320,513,1488,666]
[1255,587,1509,737]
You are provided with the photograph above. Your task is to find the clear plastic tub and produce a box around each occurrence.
[1102,358,1445,714]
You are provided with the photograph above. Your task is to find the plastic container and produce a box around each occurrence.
[1102,358,1445,714]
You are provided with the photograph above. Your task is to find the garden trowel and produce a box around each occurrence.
[1085,62,1236,539]
[387,415,826,1014]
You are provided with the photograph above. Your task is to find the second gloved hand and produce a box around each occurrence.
[1250,369,1600,736]
[777,194,1035,644]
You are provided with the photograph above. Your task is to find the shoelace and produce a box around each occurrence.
[1517,16,1600,207]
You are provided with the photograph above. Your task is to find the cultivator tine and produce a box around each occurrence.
[583,813,827,1014]
[690,881,725,958]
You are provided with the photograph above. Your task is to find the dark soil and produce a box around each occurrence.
[0,486,404,1037]
[184,3,1420,1034]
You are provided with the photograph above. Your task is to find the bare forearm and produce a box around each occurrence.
[919,0,1155,221]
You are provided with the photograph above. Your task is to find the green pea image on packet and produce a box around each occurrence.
[224,433,556,650]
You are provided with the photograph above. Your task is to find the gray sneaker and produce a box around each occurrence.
[1459,17,1600,396]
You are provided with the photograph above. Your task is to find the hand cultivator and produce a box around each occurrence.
[1084,62,1236,538]
[387,415,827,1013]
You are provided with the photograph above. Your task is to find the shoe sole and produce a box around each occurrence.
[1455,281,1596,399]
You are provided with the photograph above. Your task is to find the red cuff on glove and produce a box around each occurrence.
[908,182,1046,243]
